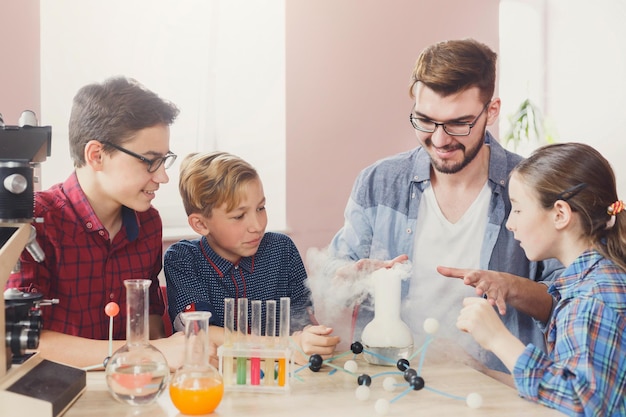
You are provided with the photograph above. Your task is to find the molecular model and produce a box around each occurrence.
[292,318,483,416]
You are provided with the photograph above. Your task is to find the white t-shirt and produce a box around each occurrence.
[404,182,491,362]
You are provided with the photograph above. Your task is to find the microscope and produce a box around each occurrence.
[0,112,86,417]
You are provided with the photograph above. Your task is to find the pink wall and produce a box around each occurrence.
[0,1,40,125]
[285,0,499,258]
[2,0,499,264]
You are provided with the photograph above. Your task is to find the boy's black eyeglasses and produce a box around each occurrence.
[101,142,177,173]
[409,101,491,136]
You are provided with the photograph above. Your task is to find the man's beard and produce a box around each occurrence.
[428,130,485,174]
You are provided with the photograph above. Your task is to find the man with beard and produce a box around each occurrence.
[327,39,562,374]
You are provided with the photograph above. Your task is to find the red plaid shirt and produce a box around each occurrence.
[7,173,165,340]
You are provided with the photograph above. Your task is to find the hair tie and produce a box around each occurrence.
[607,200,624,216]
[605,200,623,229]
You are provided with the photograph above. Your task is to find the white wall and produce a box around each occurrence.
[546,0,626,196]
[499,0,625,197]
[39,0,286,238]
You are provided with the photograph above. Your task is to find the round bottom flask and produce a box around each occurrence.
[170,311,224,415]
[105,279,169,405]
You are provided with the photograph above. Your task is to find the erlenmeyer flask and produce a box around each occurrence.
[105,279,169,405]
[170,311,224,415]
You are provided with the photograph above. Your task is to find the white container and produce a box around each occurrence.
[360,268,413,365]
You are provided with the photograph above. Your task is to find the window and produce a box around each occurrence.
[498,0,545,155]
[40,0,286,238]
[499,0,626,194]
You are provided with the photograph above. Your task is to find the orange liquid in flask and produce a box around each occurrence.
[170,377,224,415]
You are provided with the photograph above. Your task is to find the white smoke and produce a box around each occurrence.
[305,247,411,350]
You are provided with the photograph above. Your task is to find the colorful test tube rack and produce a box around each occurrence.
[218,297,293,393]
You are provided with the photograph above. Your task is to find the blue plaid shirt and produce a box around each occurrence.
[514,250,626,416]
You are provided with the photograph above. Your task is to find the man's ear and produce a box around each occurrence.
[188,213,210,235]
[553,200,573,230]
[84,140,105,170]
[486,98,501,125]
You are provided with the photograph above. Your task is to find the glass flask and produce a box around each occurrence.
[105,279,169,405]
[170,311,224,415]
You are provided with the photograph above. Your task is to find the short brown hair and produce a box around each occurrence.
[409,38,497,103]
[68,76,179,167]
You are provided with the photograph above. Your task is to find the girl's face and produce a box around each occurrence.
[506,173,558,261]
[204,178,268,263]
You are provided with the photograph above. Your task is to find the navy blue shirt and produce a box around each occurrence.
[164,232,312,335]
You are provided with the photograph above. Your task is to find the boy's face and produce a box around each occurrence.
[204,178,268,263]
[99,124,172,212]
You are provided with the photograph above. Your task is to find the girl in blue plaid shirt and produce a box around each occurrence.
[457,142,626,416]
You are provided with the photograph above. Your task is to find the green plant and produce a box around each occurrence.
[502,98,555,152]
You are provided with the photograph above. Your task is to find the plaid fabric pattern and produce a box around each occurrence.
[7,173,165,340]
[514,250,626,416]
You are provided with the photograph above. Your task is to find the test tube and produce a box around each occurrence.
[223,298,235,384]
[236,297,248,385]
[250,300,262,385]
[277,297,290,386]
[264,300,276,385]
[279,297,290,346]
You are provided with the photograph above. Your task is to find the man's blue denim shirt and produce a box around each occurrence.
[329,131,562,371]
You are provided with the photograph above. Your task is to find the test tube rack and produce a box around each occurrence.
[218,297,293,393]
[218,344,292,393]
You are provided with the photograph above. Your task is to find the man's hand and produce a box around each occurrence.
[337,254,409,281]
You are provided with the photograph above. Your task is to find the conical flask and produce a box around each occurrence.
[105,279,169,405]
[170,311,224,415]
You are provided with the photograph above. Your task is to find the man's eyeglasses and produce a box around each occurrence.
[409,101,491,136]
[102,142,177,173]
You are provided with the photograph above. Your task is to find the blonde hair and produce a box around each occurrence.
[178,151,259,217]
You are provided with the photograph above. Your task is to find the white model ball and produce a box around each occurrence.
[423,318,440,334]
[344,359,358,374]
[375,398,390,415]
[355,385,371,401]
[466,392,483,409]
[382,376,397,392]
